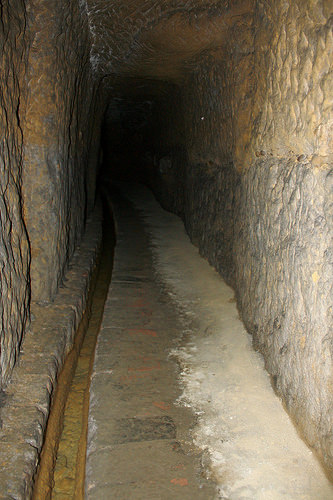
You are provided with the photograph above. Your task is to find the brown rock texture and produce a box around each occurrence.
[0,0,332,490]
[86,0,237,78]
[22,0,102,303]
[251,0,333,160]
[0,0,105,387]
[235,158,333,473]
[239,0,333,472]
[0,1,30,387]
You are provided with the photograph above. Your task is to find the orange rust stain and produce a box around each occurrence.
[129,298,147,308]
[135,412,153,417]
[171,463,185,470]
[119,371,152,384]
[119,373,140,383]
[153,401,170,411]
[128,328,158,337]
[140,308,152,315]
[171,478,189,486]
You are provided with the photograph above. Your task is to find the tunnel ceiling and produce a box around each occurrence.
[86,0,254,94]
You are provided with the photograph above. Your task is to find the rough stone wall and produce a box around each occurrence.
[235,157,333,473]
[236,0,333,473]
[86,0,233,77]
[179,53,238,283]
[22,0,101,303]
[0,203,103,498]
[250,0,333,161]
[144,0,333,476]
[150,44,249,282]
[0,0,104,386]
[0,1,30,387]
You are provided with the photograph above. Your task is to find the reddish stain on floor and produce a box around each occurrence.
[171,478,189,486]
[128,328,158,337]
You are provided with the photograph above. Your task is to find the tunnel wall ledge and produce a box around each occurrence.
[0,200,103,499]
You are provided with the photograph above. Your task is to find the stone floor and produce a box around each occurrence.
[85,186,217,498]
[85,183,333,499]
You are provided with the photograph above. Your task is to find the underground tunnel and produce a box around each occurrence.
[0,0,332,497]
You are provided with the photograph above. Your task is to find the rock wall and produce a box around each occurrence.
[146,0,333,475]
[0,1,30,387]
[0,0,104,387]
[86,0,236,77]
[235,157,333,474]
[22,0,102,303]
[238,0,333,473]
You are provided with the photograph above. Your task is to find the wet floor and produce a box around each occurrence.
[85,187,217,498]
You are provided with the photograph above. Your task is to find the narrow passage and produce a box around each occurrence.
[86,183,333,499]
[85,185,216,498]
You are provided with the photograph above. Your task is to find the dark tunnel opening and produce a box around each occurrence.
[100,96,155,184]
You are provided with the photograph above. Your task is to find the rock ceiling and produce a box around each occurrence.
[86,0,254,92]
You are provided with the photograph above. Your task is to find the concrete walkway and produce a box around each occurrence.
[85,186,216,498]
[85,184,333,499]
